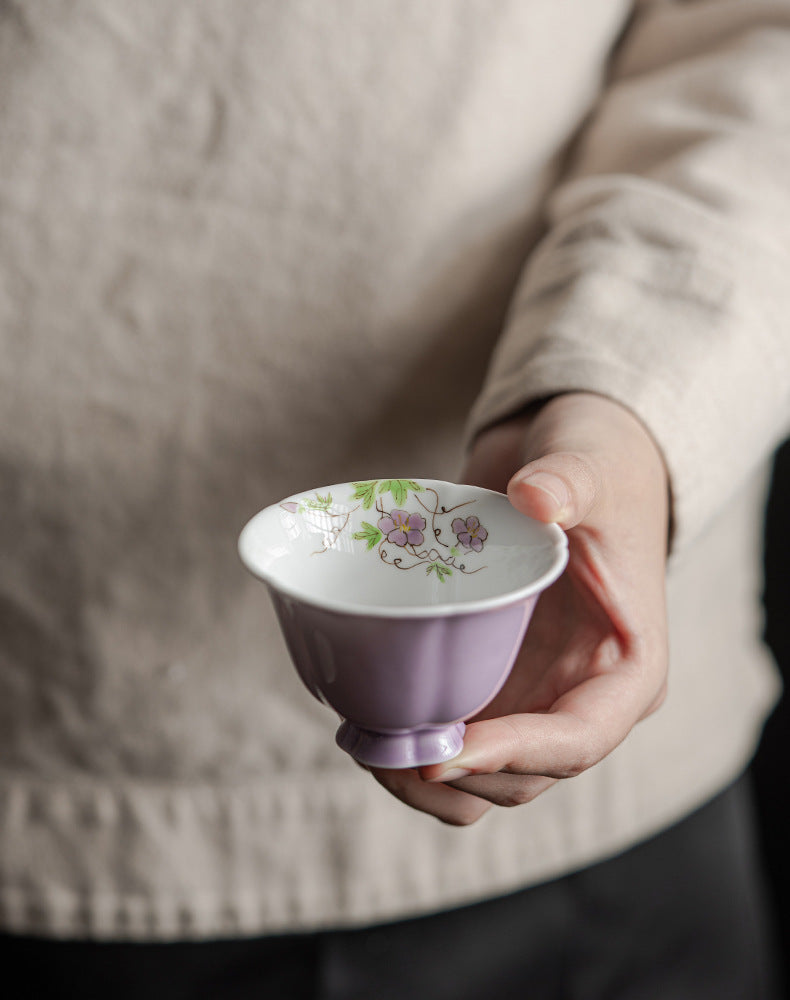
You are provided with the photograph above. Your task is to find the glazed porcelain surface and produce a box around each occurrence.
[238,479,568,767]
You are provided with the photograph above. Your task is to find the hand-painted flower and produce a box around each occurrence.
[452,515,488,552]
[378,509,426,547]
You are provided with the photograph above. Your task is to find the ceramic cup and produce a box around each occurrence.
[238,478,568,768]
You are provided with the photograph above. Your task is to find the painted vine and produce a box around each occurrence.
[281,480,489,582]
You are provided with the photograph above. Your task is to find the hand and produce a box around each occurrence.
[371,393,670,825]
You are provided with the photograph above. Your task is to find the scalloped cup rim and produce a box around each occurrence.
[238,478,569,619]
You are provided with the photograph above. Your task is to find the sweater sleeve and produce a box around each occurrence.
[467,0,790,553]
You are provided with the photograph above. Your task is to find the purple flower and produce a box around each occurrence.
[378,509,426,547]
[452,515,488,552]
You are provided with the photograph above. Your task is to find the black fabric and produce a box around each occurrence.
[753,437,790,998]
[0,774,778,1000]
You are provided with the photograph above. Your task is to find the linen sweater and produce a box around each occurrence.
[1,0,788,938]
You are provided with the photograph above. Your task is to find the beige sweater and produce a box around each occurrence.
[1,0,788,939]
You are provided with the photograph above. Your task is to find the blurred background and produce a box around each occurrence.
[754,437,790,996]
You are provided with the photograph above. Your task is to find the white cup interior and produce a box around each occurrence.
[239,480,568,617]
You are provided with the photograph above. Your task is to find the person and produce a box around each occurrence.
[1,1,788,996]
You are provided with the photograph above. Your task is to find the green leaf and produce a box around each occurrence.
[304,492,333,511]
[351,481,379,510]
[426,561,453,583]
[352,522,383,551]
[378,479,423,506]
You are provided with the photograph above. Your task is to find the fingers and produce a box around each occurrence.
[447,772,557,808]
[370,766,492,826]
[422,665,659,789]
[371,654,665,819]
[371,763,555,822]
[507,452,601,530]
[420,714,603,786]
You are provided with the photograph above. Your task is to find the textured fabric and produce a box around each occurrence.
[0,776,779,999]
[0,0,786,939]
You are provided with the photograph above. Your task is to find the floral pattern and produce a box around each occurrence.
[282,479,489,582]
[378,509,426,547]
[452,515,488,552]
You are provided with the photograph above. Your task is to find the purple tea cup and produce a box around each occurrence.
[238,478,568,768]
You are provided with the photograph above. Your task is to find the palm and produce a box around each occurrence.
[476,530,623,725]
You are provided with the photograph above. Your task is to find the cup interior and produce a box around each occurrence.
[239,478,567,617]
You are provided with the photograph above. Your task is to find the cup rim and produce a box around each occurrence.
[238,479,569,619]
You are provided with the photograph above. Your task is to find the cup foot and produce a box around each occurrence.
[336,720,465,768]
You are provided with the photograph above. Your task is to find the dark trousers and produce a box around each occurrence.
[0,774,779,1000]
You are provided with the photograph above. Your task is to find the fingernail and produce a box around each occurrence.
[513,472,569,511]
[426,767,472,783]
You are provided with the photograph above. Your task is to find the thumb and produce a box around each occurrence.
[507,452,601,530]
